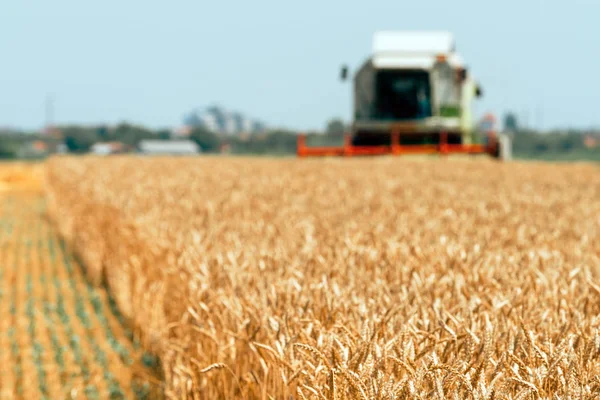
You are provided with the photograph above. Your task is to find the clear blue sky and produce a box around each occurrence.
[1,0,599,132]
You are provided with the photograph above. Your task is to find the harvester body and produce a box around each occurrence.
[298,31,509,159]
[353,31,473,144]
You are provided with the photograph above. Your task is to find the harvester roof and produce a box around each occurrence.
[371,31,464,70]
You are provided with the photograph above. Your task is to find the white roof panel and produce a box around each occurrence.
[373,31,455,56]
[373,53,464,70]
[373,55,435,69]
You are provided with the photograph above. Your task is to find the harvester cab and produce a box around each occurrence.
[298,31,510,159]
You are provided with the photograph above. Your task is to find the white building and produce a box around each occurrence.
[138,139,201,155]
[91,142,126,155]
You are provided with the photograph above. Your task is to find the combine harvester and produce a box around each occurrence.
[298,31,511,160]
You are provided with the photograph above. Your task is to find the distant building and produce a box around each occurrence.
[137,139,201,155]
[17,140,49,158]
[220,143,232,153]
[183,105,267,136]
[584,135,598,149]
[91,141,127,155]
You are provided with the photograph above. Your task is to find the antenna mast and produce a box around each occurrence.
[45,94,54,134]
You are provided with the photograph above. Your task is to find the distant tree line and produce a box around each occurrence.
[45,118,351,156]
[0,138,19,159]
[0,132,61,160]
[502,112,600,161]
[508,130,599,161]
[0,116,598,161]
[60,123,162,153]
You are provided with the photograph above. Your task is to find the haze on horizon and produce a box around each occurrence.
[1,0,599,132]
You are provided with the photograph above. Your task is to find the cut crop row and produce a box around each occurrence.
[0,192,158,399]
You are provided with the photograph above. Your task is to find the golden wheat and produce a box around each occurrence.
[0,161,43,192]
[44,155,600,399]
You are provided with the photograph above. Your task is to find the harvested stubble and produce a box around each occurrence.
[0,189,160,399]
[45,155,600,399]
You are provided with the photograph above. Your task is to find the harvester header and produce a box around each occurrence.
[298,30,510,160]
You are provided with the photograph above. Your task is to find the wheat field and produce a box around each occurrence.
[44,155,600,399]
